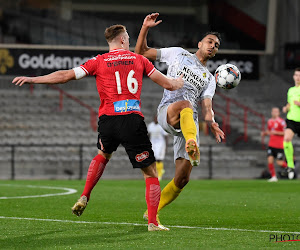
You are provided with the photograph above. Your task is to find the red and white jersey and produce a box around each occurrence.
[80,49,155,117]
[267,117,286,149]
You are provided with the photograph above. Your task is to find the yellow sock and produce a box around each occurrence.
[157,178,182,213]
[180,108,197,141]
[156,161,164,179]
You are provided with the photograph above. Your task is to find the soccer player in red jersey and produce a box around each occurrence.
[12,24,184,231]
[261,107,287,182]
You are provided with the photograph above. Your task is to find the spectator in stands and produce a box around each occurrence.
[282,67,300,179]
[148,115,168,181]
[261,107,287,182]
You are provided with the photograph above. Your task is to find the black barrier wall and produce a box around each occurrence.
[0,48,259,79]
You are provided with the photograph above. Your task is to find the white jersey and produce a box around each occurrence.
[157,47,216,121]
[148,122,168,160]
[148,122,167,143]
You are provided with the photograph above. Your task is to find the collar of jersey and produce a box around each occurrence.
[193,54,206,68]
[109,49,126,52]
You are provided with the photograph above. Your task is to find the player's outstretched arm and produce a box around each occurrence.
[12,69,76,86]
[149,70,183,91]
[201,98,225,143]
[135,13,162,61]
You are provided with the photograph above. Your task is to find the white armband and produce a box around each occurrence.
[73,67,87,80]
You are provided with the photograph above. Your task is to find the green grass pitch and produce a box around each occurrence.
[0,179,300,249]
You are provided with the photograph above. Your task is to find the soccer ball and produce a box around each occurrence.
[214,64,241,89]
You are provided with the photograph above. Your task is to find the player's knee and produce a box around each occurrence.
[176,176,190,189]
[179,101,193,111]
[284,137,292,143]
[171,100,192,114]
[98,150,112,160]
[142,162,158,179]
[284,129,294,142]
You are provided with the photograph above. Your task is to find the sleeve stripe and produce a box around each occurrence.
[80,66,89,75]
[147,68,156,76]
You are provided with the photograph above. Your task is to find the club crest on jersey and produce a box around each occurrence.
[113,99,140,113]
[135,151,149,162]
[203,73,206,78]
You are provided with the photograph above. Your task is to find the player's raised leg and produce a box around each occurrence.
[167,100,200,166]
[72,151,110,216]
[276,159,287,169]
[181,108,200,166]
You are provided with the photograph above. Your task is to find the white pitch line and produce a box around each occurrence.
[0,184,77,199]
[0,216,299,234]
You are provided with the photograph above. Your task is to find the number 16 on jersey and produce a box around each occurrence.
[115,70,138,94]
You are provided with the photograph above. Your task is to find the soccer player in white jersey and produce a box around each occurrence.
[135,13,225,223]
[148,115,168,180]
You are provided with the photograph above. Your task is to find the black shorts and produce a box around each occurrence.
[286,119,300,137]
[267,147,284,160]
[97,114,155,168]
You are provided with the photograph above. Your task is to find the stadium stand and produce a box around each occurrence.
[0,76,266,180]
[1,8,216,48]
[1,0,299,180]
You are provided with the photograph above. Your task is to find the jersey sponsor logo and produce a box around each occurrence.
[104,55,136,62]
[135,151,149,162]
[113,99,140,113]
[177,65,207,91]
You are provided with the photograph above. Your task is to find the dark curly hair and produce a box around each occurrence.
[202,31,222,43]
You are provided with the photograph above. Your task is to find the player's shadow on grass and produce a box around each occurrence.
[1,225,148,248]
